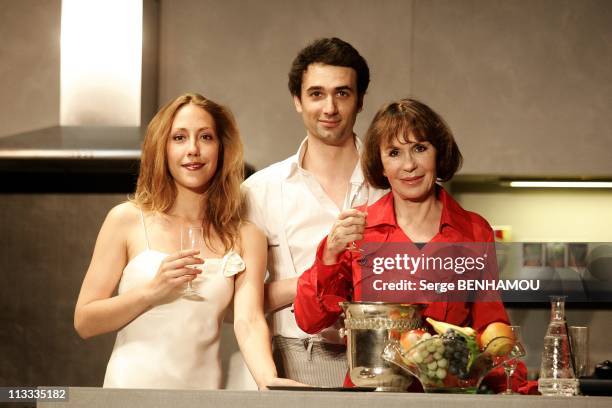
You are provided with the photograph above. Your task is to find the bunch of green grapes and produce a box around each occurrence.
[408,336,448,382]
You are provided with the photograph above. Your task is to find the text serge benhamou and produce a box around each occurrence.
[372,279,540,292]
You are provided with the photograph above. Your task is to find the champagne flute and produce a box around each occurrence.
[344,183,369,252]
[501,325,526,395]
[181,225,203,298]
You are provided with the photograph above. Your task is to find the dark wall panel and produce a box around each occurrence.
[0,194,124,386]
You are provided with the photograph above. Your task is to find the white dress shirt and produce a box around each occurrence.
[242,137,387,341]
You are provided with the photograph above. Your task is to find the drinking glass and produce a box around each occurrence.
[501,325,526,395]
[344,183,369,251]
[181,225,203,297]
[569,326,589,378]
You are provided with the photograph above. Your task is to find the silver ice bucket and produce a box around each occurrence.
[340,301,424,391]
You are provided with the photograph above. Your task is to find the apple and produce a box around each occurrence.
[389,329,401,340]
[479,322,515,356]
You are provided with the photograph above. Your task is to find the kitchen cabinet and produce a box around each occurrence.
[410,0,612,177]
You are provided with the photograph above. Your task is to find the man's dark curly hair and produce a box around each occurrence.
[288,37,370,106]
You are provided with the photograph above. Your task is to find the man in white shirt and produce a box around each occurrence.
[242,37,386,386]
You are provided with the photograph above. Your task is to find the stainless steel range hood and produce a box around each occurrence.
[0,125,143,175]
[0,1,158,169]
[0,126,142,160]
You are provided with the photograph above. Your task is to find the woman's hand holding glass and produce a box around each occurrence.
[145,249,203,306]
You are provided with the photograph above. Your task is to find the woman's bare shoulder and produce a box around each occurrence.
[104,201,143,229]
[239,221,265,241]
[107,201,140,218]
[98,202,147,255]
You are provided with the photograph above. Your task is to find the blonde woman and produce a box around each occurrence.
[75,93,296,390]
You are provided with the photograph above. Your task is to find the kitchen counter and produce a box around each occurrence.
[37,387,610,408]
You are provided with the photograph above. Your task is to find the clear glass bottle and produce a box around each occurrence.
[538,296,578,396]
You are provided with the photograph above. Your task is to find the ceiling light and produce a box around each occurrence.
[509,181,612,188]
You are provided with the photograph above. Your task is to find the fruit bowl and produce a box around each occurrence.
[383,333,513,393]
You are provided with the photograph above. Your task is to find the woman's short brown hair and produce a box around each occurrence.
[131,92,244,252]
[362,98,462,189]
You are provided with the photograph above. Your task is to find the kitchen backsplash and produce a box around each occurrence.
[454,189,612,242]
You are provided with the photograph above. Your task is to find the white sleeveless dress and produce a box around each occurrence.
[103,211,246,389]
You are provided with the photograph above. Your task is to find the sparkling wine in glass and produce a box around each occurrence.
[181,225,203,298]
[344,183,369,252]
[501,325,526,395]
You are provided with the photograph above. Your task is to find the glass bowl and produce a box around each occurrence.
[383,335,514,393]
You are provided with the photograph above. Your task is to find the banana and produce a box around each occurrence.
[425,317,477,338]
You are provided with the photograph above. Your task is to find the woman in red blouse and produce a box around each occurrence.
[294,98,526,392]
